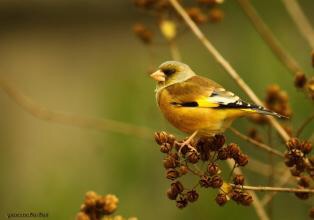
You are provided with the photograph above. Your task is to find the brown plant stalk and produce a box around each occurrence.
[168,0,290,142]
[0,78,153,140]
[232,184,314,193]
[230,127,284,158]
[236,0,304,76]
[282,0,314,49]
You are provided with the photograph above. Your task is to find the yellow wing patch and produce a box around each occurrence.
[196,97,220,108]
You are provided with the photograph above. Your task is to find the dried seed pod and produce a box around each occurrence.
[212,134,225,150]
[298,176,311,188]
[209,8,224,23]
[186,151,200,164]
[166,168,180,180]
[227,143,240,158]
[286,138,300,150]
[300,141,312,154]
[84,191,98,207]
[163,155,177,169]
[154,131,168,145]
[186,190,199,202]
[166,188,178,200]
[295,191,310,200]
[186,7,208,24]
[236,153,249,167]
[160,143,172,153]
[210,175,223,188]
[239,192,253,206]
[217,148,229,160]
[294,73,307,88]
[179,165,189,175]
[233,175,245,185]
[171,181,184,194]
[207,163,220,176]
[290,166,302,177]
[76,212,90,220]
[176,197,188,209]
[215,193,228,206]
[102,194,119,215]
[199,175,211,188]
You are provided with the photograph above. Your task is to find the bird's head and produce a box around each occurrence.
[150,61,196,89]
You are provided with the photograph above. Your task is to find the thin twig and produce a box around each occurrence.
[296,112,314,137]
[169,0,290,142]
[282,0,314,49]
[237,0,304,76]
[230,127,284,158]
[227,160,270,220]
[0,78,154,139]
[232,184,314,193]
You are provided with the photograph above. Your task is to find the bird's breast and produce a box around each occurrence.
[157,89,231,135]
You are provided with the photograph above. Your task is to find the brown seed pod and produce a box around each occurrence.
[215,193,228,206]
[209,8,224,23]
[176,196,188,209]
[298,176,311,188]
[84,191,98,207]
[227,143,240,158]
[294,73,307,88]
[76,212,90,220]
[207,163,220,176]
[154,131,168,145]
[166,168,180,180]
[163,155,177,169]
[286,138,300,150]
[166,188,178,200]
[295,191,310,200]
[186,190,199,202]
[233,175,245,185]
[236,153,249,167]
[210,175,223,188]
[239,192,253,206]
[199,175,211,188]
[186,151,200,164]
[217,148,229,160]
[179,165,189,175]
[186,7,208,24]
[160,143,172,153]
[300,141,312,154]
[171,181,184,194]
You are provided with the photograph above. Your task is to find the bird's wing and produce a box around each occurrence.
[166,75,286,118]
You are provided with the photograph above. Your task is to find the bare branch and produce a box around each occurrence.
[232,184,314,193]
[237,0,304,76]
[0,78,153,140]
[169,0,290,142]
[282,0,314,49]
[230,127,285,158]
[296,112,314,137]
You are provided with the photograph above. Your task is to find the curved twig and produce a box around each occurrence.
[169,0,290,142]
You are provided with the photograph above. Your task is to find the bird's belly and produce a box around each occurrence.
[160,104,229,135]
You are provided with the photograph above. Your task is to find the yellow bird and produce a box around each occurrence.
[150,61,285,140]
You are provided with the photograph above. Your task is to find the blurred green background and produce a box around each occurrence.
[0,0,313,219]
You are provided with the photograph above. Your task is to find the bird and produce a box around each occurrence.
[150,61,286,142]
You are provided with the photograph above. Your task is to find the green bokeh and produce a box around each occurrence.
[0,1,313,220]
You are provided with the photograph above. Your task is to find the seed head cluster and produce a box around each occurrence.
[154,131,253,208]
[76,191,137,220]
[132,0,224,48]
[284,138,314,200]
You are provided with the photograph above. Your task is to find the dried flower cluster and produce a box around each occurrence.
[154,131,253,208]
[249,84,292,124]
[132,0,224,46]
[76,191,137,220]
[284,138,314,199]
[294,73,314,100]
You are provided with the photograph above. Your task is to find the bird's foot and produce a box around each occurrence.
[178,130,199,156]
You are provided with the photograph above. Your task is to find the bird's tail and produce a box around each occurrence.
[242,105,288,119]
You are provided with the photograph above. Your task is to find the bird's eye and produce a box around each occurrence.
[163,68,176,76]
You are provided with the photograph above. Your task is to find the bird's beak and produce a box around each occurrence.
[150,69,166,82]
